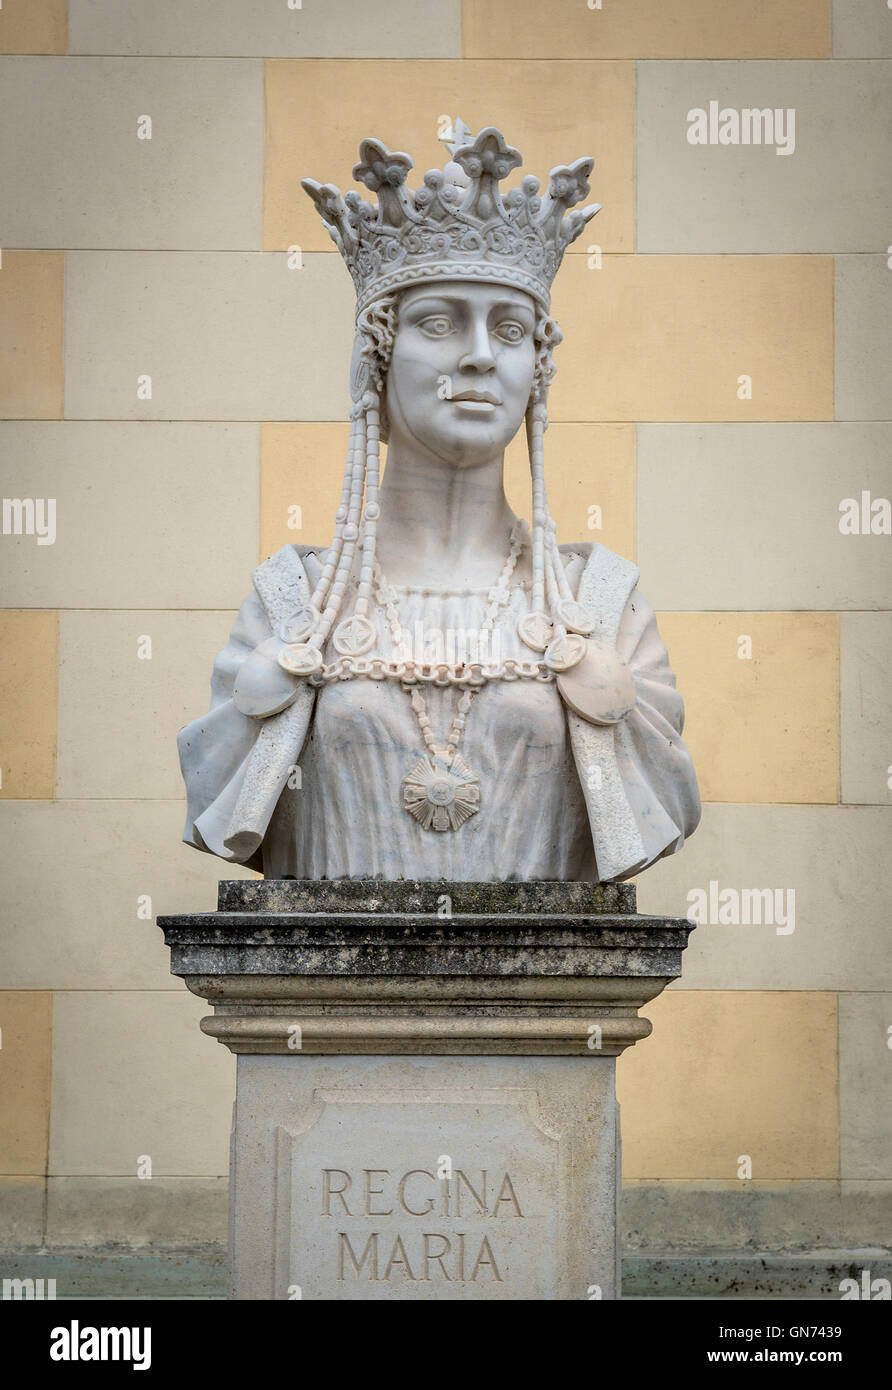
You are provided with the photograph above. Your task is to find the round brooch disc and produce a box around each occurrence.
[543,632,587,672]
[332,614,377,657]
[516,611,554,653]
[556,642,637,725]
[278,642,323,676]
[278,604,319,645]
[555,599,595,636]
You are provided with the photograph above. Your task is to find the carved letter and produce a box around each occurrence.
[363,1169,392,1217]
[398,1169,436,1217]
[455,1170,488,1217]
[493,1172,523,1217]
[337,1232,378,1280]
[383,1234,416,1281]
[422,1233,452,1280]
[469,1235,503,1282]
[322,1169,353,1216]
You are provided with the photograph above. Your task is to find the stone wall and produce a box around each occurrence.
[0,0,889,1261]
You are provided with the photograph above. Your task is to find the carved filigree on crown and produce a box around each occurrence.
[301,124,601,315]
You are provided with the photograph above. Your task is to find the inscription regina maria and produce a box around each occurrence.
[323,1167,524,1284]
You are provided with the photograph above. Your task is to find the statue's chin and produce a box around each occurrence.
[413,440,507,471]
[396,418,523,471]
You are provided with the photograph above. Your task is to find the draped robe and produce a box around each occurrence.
[177,540,701,881]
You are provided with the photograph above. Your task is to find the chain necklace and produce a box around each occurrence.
[372,520,525,832]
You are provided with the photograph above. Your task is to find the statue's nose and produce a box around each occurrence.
[458,318,497,373]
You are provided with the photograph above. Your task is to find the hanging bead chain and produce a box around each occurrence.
[375,521,525,762]
[546,516,595,637]
[278,391,382,675]
[516,403,555,655]
[408,684,474,761]
[278,386,593,683]
[530,406,547,618]
[354,398,381,626]
[278,412,358,647]
[373,518,526,662]
[322,406,368,651]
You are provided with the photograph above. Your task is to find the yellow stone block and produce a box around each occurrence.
[261,422,357,558]
[506,421,635,558]
[548,255,833,422]
[0,610,58,799]
[656,612,839,805]
[264,59,633,253]
[0,992,53,1175]
[261,420,635,562]
[462,0,830,60]
[618,991,838,1180]
[0,0,67,54]
[0,252,64,419]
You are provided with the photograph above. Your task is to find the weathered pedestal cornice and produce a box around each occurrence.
[159,880,694,1057]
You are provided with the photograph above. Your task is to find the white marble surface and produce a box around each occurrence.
[175,131,701,881]
[178,539,701,880]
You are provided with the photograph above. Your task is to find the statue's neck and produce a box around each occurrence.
[374,442,520,588]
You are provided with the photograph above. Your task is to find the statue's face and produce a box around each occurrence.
[385,281,538,468]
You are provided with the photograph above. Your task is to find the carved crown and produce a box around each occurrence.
[301,123,601,316]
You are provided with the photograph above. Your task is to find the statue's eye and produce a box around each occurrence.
[417,315,454,338]
[494,320,526,344]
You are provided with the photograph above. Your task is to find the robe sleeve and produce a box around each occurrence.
[177,586,315,870]
[613,588,701,872]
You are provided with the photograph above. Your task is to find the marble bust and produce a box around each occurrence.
[177,124,700,882]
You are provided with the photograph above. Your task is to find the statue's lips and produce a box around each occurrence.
[450,390,501,411]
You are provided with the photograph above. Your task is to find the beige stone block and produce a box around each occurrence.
[463,0,830,59]
[260,421,635,561]
[636,804,892,992]
[548,255,833,422]
[0,252,63,419]
[0,992,52,1175]
[49,990,234,1177]
[57,610,240,800]
[69,0,460,57]
[46,1176,228,1248]
[0,58,263,249]
[0,1,66,54]
[0,800,256,990]
[264,59,634,253]
[618,991,838,1180]
[841,613,892,807]
[836,255,892,421]
[839,994,892,1180]
[656,612,838,805]
[505,422,635,558]
[0,1177,45,1245]
[638,61,892,253]
[833,0,892,57]
[0,422,260,610]
[232,1054,619,1299]
[261,422,358,559]
[0,610,57,800]
[64,251,353,421]
[637,424,892,611]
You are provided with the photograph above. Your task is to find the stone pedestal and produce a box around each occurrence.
[159,880,693,1301]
